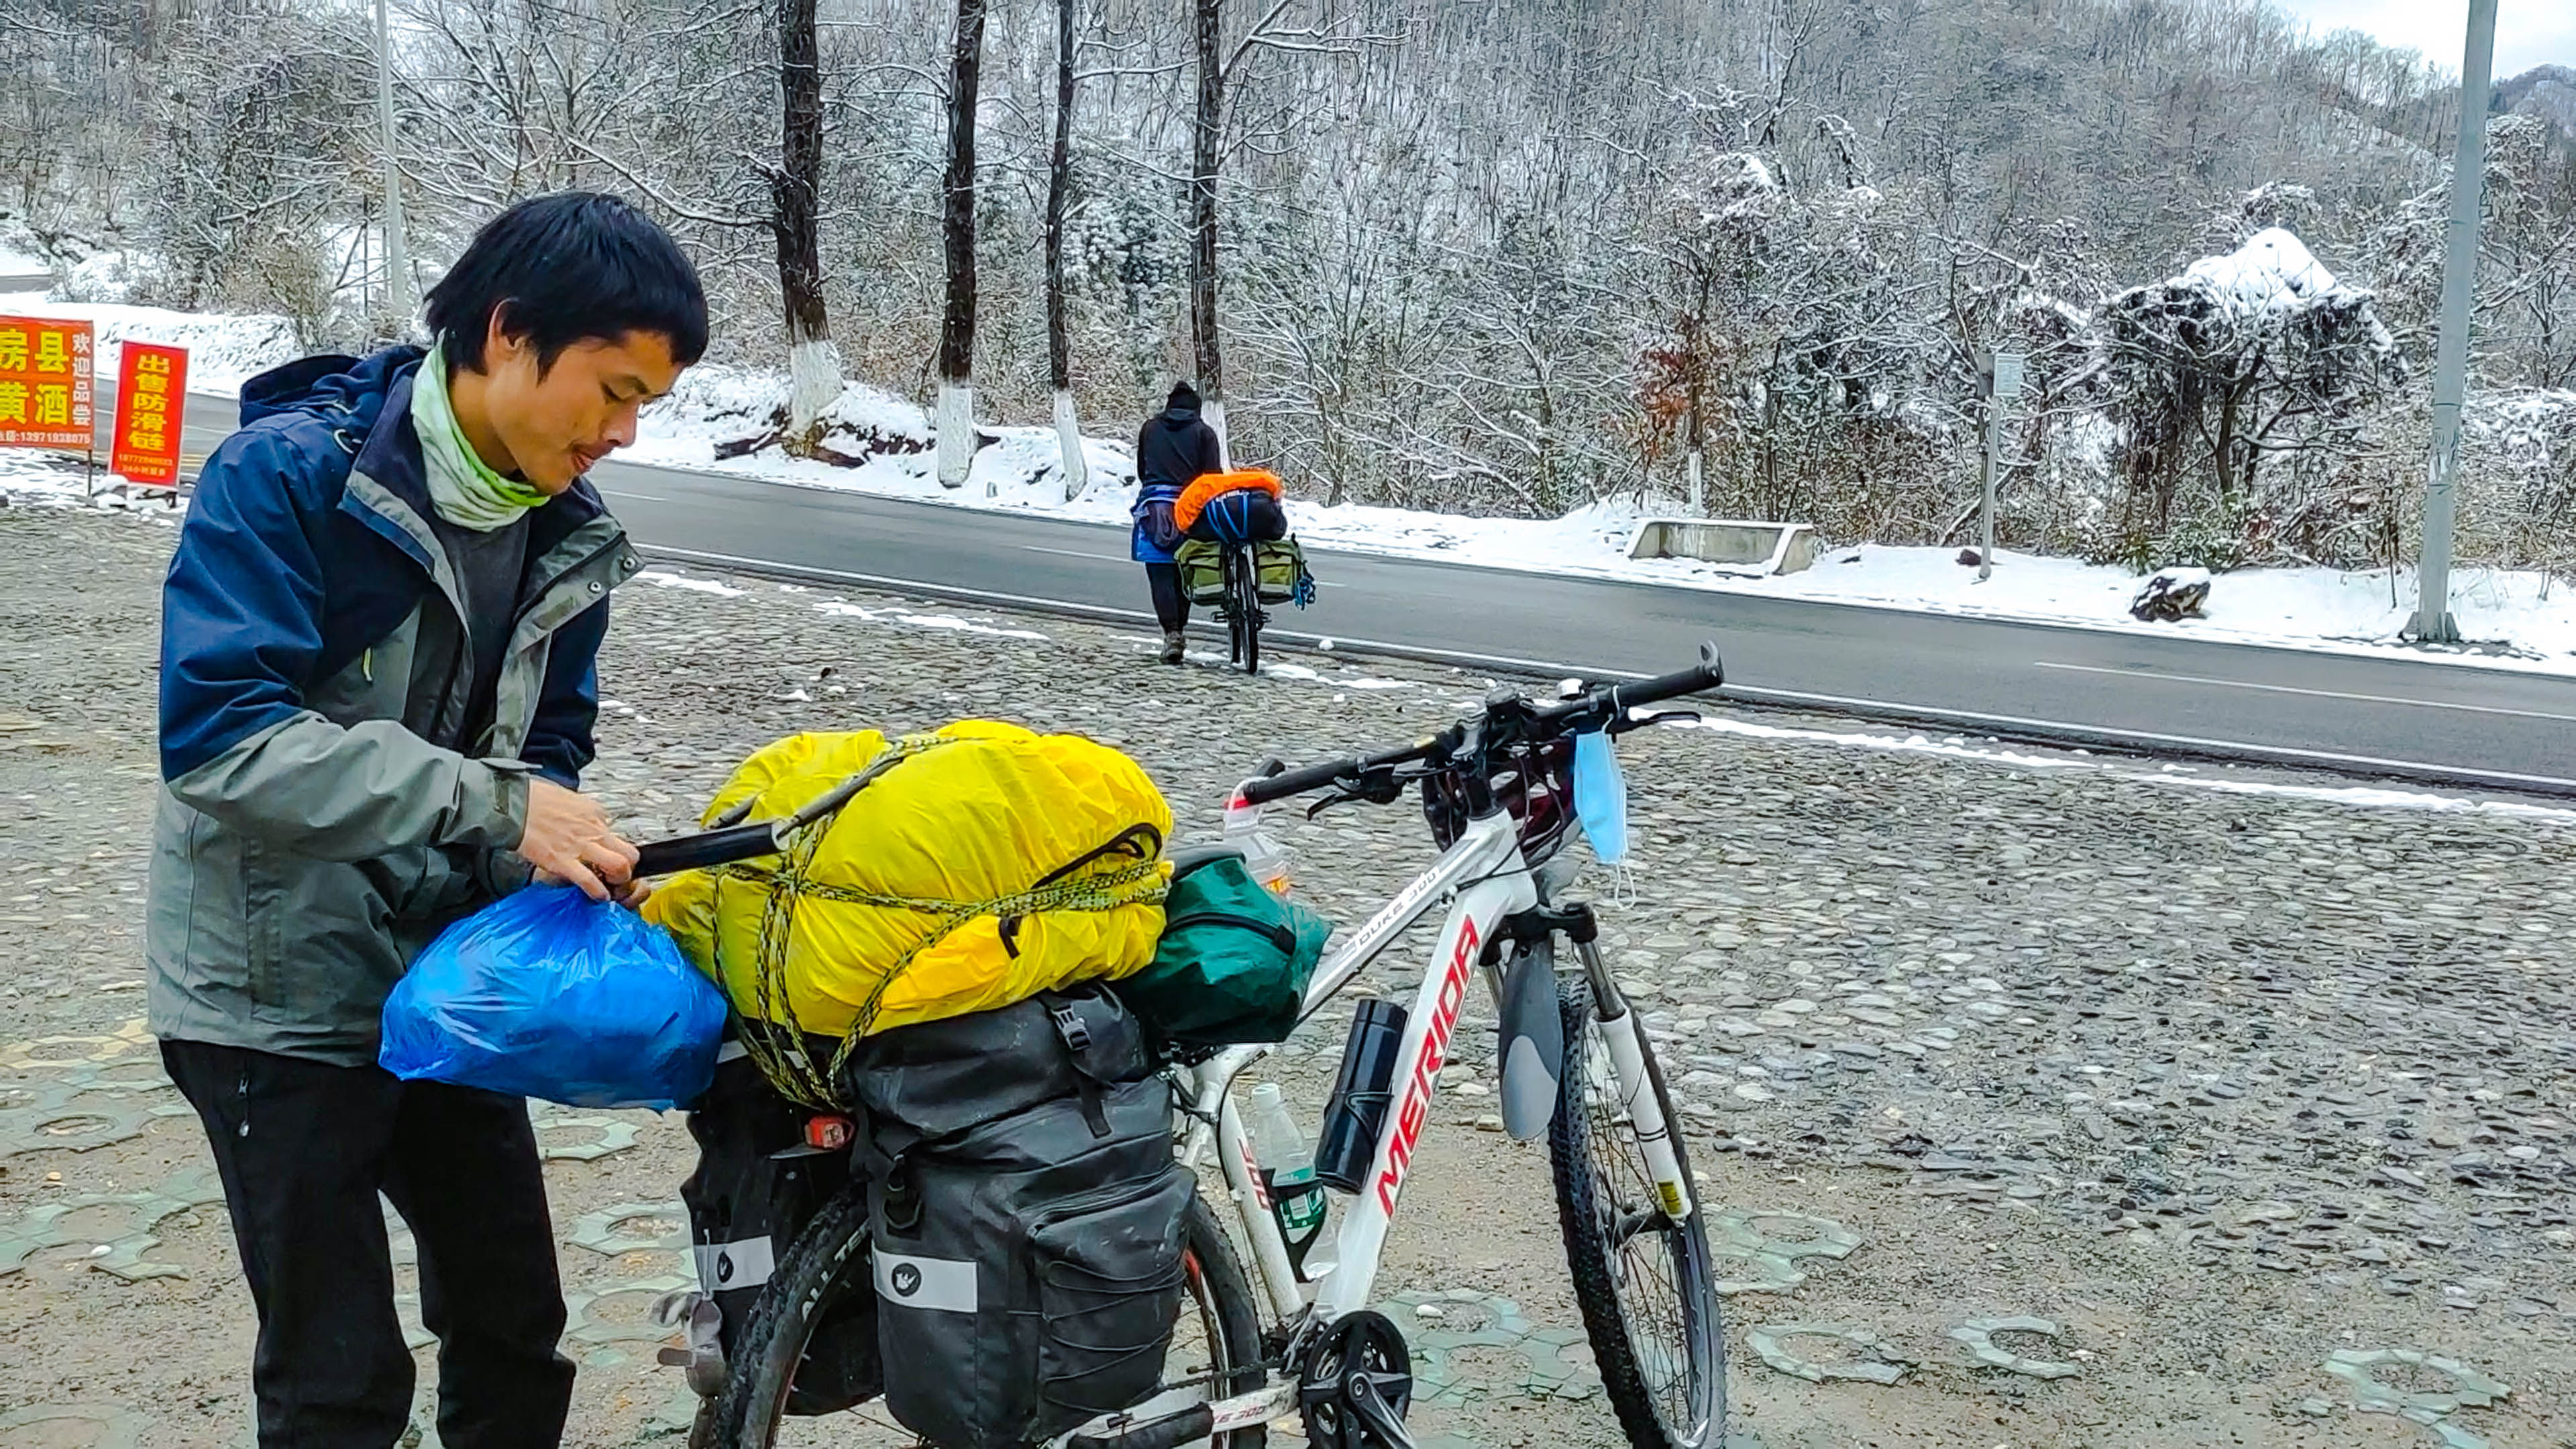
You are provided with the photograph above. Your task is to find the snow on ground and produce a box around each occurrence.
[0,447,184,518]
[0,295,301,393]
[5,303,2569,674]
[635,371,2576,670]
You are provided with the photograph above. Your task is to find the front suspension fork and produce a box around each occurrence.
[1570,936,1695,1219]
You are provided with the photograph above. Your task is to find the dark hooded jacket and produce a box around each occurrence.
[1131,387,1223,564]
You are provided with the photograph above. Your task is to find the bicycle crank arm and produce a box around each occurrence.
[1346,1375,1418,1449]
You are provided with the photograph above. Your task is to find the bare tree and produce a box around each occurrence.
[1188,0,1226,460]
[1047,0,1087,498]
[934,0,989,489]
[773,0,841,447]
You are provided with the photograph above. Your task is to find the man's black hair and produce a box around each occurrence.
[425,191,708,374]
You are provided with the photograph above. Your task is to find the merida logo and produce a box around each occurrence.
[1374,919,1479,1214]
[891,1263,923,1297]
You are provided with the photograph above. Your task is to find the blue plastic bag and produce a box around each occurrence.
[1572,728,1629,866]
[381,884,727,1110]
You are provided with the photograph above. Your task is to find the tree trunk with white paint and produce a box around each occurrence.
[936,380,976,492]
[1053,390,1088,500]
[1203,396,1230,470]
[1189,0,1228,467]
[772,0,838,449]
[788,337,841,437]
[1047,0,1085,500]
[935,0,987,489]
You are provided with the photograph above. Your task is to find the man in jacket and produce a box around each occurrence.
[148,192,706,1448]
[1132,381,1224,664]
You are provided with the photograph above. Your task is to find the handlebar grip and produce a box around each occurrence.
[1239,757,1358,806]
[1611,641,1725,709]
[632,822,783,878]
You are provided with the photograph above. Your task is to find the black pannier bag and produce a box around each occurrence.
[847,985,1193,1449]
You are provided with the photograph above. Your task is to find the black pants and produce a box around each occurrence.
[1144,561,1191,633]
[163,1039,575,1449]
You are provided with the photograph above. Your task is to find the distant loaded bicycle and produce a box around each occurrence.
[658,645,1733,1449]
[1173,468,1314,676]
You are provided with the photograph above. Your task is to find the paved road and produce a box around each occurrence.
[122,385,2576,796]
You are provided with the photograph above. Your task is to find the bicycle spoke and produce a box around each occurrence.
[1568,1001,1714,1442]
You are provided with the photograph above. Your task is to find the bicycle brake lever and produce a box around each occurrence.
[1609,708,1701,734]
[1305,790,1362,820]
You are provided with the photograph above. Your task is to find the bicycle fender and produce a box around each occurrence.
[1497,944,1563,1140]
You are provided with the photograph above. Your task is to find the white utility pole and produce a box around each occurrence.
[375,0,413,335]
[2408,0,2500,644]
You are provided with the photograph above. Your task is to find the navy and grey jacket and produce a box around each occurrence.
[146,347,643,1064]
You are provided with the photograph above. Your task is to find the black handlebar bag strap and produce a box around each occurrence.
[847,986,1193,1449]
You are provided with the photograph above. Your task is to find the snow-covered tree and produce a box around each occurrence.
[2096,227,2406,567]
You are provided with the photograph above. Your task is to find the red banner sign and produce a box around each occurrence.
[0,315,97,449]
[111,341,189,487]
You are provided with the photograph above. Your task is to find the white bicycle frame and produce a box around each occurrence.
[1055,798,1690,1444]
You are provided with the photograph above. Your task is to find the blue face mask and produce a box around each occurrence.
[1572,729,1629,866]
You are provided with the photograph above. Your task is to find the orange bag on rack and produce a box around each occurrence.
[1171,468,1283,535]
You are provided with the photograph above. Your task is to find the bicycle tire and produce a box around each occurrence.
[1548,976,1725,1449]
[1226,547,1261,676]
[691,1185,1268,1449]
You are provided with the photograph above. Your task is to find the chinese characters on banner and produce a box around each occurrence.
[111,342,190,487]
[0,316,97,449]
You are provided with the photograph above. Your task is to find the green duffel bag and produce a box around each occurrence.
[1118,857,1332,1050]
[1175,539,1227,604]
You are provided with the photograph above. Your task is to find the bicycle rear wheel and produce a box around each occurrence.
[1548,977,1725,1449]
[1227,546,1263,675]
[690,1187,1267,1449]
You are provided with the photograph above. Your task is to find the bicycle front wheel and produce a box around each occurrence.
[691,1187,1268,1449]
[1549,977,1725,1449]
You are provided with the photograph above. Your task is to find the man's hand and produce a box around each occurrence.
[519,777,639,902]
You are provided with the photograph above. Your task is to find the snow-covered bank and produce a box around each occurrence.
[633,367,2576,674]
[0,295,301,394]
[7,299,2572,674]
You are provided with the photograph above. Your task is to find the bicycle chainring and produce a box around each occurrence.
[1297,1309,1415,1449]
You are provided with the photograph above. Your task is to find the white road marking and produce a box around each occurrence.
[635,547,2575,796]
[2032,660,2576,723]
[600,489,667,502]
[1020,544,1124,561]
[1725,684,2576,793]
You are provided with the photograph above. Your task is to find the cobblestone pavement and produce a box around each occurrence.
[1,506,2570,1449]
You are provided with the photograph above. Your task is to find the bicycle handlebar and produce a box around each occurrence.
[631,820,784,878]
[1238,641,1724,807]
[1237,739,1434,807]
[1537,641,1725,728]
[628,643,1726,871]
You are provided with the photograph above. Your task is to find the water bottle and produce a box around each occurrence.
[1224,791,1295,898]
[1247,1081,1332,1279]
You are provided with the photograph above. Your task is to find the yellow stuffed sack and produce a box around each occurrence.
[643,722,1173,1093]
